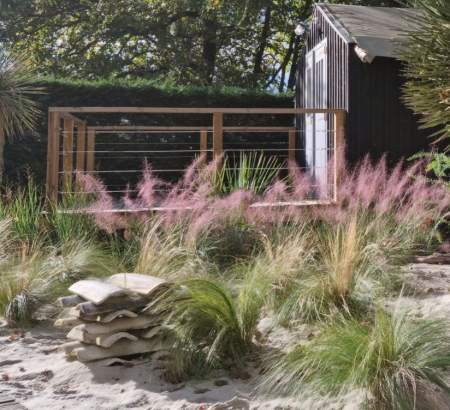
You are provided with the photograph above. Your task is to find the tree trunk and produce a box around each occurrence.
[253,5,272,87]
[278,33,295,93]
[202,14,218,84]
[287,35,302,90]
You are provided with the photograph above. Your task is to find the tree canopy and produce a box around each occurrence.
[1,0,399,90]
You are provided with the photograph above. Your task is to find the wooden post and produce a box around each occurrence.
[212,113,223,160]
[63,118,74,190]
[86,128,96,174]
[333,111,345,202]
[200,130,208,162]
[46,111,61,202]
[288,129,296,163]
[76,122,87,173]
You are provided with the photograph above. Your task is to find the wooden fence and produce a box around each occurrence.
[46,107,346,206]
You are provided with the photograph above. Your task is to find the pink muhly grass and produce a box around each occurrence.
[77,173,128,234]
[76,155,449,240]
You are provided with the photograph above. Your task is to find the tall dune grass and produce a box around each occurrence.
[147,271,270,381]
[261,306,450,409]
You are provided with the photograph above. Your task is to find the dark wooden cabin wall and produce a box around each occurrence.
[347,48,429,165]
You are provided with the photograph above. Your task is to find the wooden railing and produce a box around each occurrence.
[46,107,346,205]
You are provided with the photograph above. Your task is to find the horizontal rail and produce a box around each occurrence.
[55,200,335,214]
[89,126,297,132]
[49,107,345,114]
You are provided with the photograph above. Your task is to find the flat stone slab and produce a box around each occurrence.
[108,274,168,297]
[67,329,138,348]
[68,316,154,336]
[69,280,126,305]
[68,339,165,362]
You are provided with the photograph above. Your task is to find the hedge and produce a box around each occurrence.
[4,77,294,186]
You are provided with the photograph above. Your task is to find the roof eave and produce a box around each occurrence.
[315,3,355,44]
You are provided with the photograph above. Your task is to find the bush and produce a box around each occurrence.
[148,273,269,381]
[261,307,450,409]
[402,0,450,144]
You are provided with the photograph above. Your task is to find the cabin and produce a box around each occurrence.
[296,3,429,171]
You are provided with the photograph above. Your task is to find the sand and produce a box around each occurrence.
[2,262,450,410]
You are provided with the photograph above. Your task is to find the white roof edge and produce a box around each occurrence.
[315,3,355,44]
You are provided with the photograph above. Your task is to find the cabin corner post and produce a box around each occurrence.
[212,113,224,160]
[333,110,346,202]
[46,110,61,203]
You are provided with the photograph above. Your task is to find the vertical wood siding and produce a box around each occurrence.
[296,6,430,166]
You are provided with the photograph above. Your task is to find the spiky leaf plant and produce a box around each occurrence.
[402,0,450,144]
[148,272,269,381]
[261,307,450,409]
[0,52,42,181]
[212,151,283,195]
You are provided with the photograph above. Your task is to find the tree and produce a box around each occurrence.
[1,0,310,89]
[0,52,41,181]
[402,0,450,145]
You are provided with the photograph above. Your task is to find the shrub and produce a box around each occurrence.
[276,215,379,323]
[148,272,269,381]
[0,177,44,243]
[261,307,450,409]
[134,218,201,279]
[402,0,450,144]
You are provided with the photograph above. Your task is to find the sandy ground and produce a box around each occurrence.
[2,262,450,410]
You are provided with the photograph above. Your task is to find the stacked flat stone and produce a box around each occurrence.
[55,274,168,363]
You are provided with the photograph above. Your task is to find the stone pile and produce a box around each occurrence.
[55,273,168,363]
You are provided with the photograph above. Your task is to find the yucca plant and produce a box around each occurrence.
[402,0,450,144]
[212,151,283,195]
[147,272,270,381]
[261,306,450,409]
[0,52,42,180]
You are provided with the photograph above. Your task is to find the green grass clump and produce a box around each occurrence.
[261,307,450,409]
[277,216,379,323]
[0,178,44,243]
[212,152,284,195]
[148,272,269,381]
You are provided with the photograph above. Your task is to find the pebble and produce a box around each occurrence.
[213,379,228,387]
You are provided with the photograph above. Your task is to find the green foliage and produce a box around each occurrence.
[149,273,269,381]
[0,177,44,243]
[4,77,293,185]
[402,0,450,143]
[0,52,42,139]
[213,152,284,195]
[2,0,309,89]
[135,219,202,279]
[261,307,450,409]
